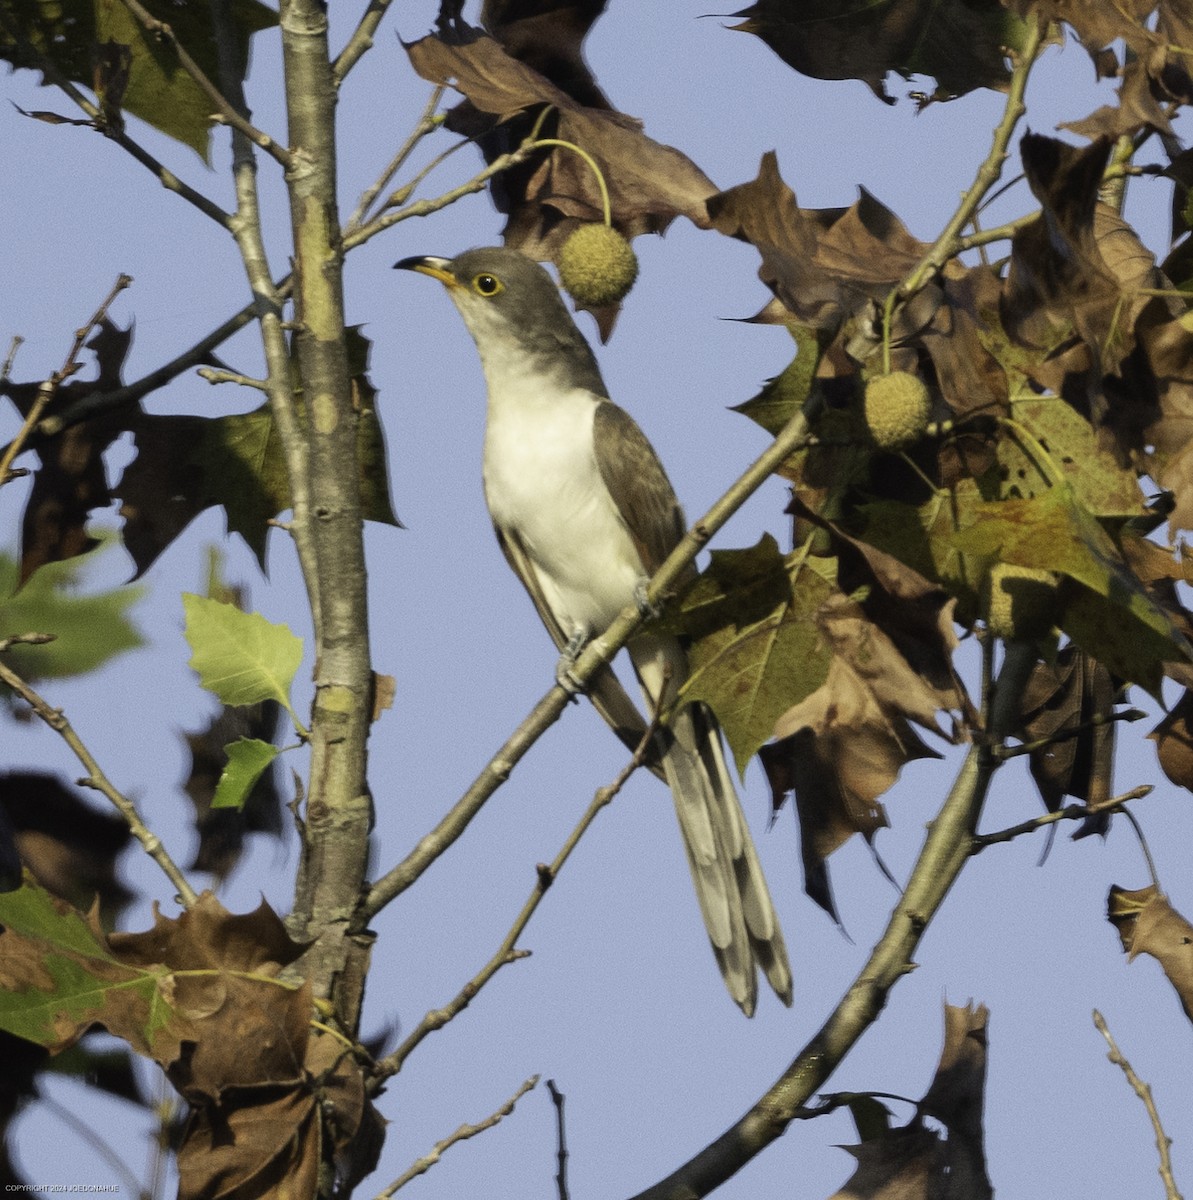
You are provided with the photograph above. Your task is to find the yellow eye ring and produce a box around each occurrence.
[473,273,503,297]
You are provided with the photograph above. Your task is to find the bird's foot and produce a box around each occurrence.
[634,578,660,620]
[555,630,589,702]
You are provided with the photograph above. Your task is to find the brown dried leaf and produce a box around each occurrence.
[0,773,132,922]
[761,588,954,917]
[405,32,715,331]
[1108,884,1193,1023]
[176,1085,320,1200]
[920,1002,989,1146]
[1149,689,1193,792]
[707,152,941,345]
[107,894,310,1099]
[480,0,610,108]
[1016,646,1116,833]
[8,321,131,583]
[829,1002,992,1200]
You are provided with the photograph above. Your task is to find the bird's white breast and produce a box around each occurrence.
[482,384,645,638]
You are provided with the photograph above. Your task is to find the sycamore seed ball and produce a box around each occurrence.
[863,371,933,451]
[985,563,1060,641]
[558,223,639,307]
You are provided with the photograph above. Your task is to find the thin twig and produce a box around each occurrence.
[116,0,292,168]
[360,402,816,921]
[1093,1010,1183,1200]
[0,641,198,908]
[23,277,293,442]
[547,1080,570,1200]
[954,211,1039,254]
[1,336,23,381]
[0,11,231,228]
[973,785,1153,850]
[375,1075,540,1197]
[332,0,398,87]
[372,713,661,1079]
[880,12,1044,371]
[345,84,446,233]
[344,135,545,252]
[198,367,268,390]
[0,274,132,485]
[993,707,1147,760]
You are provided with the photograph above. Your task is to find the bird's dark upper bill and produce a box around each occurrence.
[394,255,457,287]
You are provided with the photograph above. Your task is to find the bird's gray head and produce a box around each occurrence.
[395,247,606,396]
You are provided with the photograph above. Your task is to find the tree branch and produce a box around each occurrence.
[627,631,1010,1199]
[331,0,398,87]
[0,273,132,486]
[372,712,660,1080]
[0,10,231,228]
[1093,1010,1184,1200]
[881,12,1044,369]
[973,785,1154,849]
[276,0,375,1046]
[116,0,293,169]
[360,405,815,921]
[374,1075,540,1197]
[0,636,198,908]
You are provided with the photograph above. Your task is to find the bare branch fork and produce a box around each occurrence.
[115,0,293,169]
[0,273,133,486]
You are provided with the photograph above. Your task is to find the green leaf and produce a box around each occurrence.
[0,536,143,682]
[120,327,399,573]
[182,594,303,722]
[666,534,836,773]
[996,395,1145,519]
[1,0,278,160]
[732,324,820,435]
[951,485,1191,697]
[212,737,281,811]
[0,877,179,1055]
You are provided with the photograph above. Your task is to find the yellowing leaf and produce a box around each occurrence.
[951,484,1191,696]
[0,877,187,1056]
[666,535,835,774]
[183,594,303,723]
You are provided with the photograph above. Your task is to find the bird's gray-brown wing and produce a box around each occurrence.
[493,523,664,778]
[592,402,690,579]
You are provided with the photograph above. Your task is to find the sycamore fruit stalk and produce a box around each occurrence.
[529,136,640,307]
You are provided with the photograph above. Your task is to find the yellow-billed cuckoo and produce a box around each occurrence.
[395,246,792,1014]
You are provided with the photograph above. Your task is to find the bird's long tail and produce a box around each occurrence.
[632,634,793,1016]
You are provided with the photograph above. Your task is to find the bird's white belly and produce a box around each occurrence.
[483,392,644,637]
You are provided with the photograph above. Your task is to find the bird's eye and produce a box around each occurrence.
[473,273,502,297]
